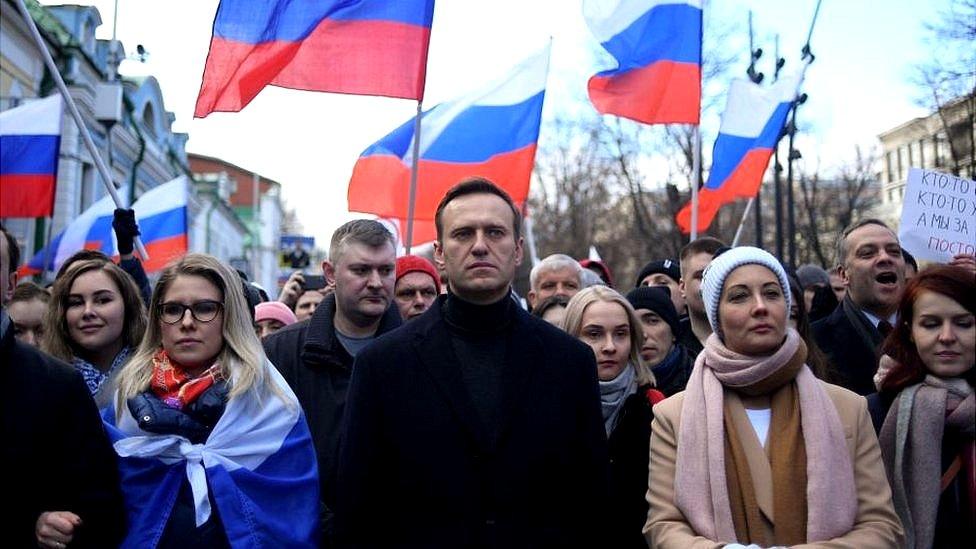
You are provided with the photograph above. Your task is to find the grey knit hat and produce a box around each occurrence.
[700,246,791,337]
[796,264,830,289]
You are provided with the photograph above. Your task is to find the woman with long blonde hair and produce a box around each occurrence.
[562,285,663,548]
[43,256,146,408]
[106,254,318,548]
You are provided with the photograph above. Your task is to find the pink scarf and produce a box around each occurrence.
[674,329,858,542]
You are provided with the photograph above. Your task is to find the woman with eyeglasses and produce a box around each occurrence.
[43,256,146,409]
[105,254,319,547]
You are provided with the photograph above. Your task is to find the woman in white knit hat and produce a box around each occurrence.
[643,246,904,548]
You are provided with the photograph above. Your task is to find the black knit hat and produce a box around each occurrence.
[625,286,680,336]
[635,258,680,288]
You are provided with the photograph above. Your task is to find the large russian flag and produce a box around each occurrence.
[194,0,435,118]
[584,0,701,125]
[676,72,803,234]
[347,46,550,247]
[20,176,189,275]
[0,95,62,217]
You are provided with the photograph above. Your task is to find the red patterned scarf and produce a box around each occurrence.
[150,349,223,410]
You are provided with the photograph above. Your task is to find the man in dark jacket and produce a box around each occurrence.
[336,178,609,548]
[1,226,125,548]
[263,219,401,543]
[812,219,906,395]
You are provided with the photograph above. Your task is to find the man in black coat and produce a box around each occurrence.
[1,226,125,548]
[336,178,609,548]
[812,219,906,395]
[264,220,402,544]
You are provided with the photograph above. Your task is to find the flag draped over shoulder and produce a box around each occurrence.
[584,0,702,125]
[348,46,551,247]
[19,176,189,275]
[0,95,62,217]
[194,0,436,117]
[102,362,319,548]
[676,71,804,234]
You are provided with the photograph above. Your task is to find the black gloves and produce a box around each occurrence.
[112,208,140,255]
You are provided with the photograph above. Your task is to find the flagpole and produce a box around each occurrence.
[524,215,540,268]
[690,124,701,240]
[731,197,753,247]
[404,100,423,254]
[15,0,148,260]
[41,216,53,280]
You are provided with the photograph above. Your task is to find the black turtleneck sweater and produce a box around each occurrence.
[442,292,514,441]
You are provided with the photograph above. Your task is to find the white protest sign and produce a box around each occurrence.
[898,168,976,263]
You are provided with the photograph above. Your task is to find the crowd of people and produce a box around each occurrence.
[1,175,973,548]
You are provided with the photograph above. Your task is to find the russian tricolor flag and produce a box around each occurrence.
[347,46,550,247]
[194,0,435,118]
[20,176,189,275]
[584,0,701,125]
[676,71,804,234]
[0,95,62,217]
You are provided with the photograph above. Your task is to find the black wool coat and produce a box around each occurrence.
[335,296,610,548]
[607,386,656,549]
[1,319,125,547]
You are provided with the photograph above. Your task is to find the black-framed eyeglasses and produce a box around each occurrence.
[159,300,223,324]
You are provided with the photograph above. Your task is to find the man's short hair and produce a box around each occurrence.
[434,177,522,242]
[1,225,20,274]
[835,218,895,268]
[329,219,396,265]
[529,254,582,290]
[679,237,726,275]
[11,281,50,303]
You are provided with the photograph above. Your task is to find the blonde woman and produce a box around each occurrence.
[105,254,318,548]
[43,256,146,409]
[562,286,663,549]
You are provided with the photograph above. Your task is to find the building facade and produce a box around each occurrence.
[189,153,285,296]
[877,93,976,226]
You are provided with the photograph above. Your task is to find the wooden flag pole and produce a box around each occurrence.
[15,0,148,260]
[404,101,423,254]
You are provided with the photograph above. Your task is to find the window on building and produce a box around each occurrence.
[907,142,914,167]
[142,104,157,140]
[897,146,905,180]
[885,151,894,183]
[79,163,96,213]
[917,138,925,168]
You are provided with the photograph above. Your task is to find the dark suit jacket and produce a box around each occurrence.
[812,301,882,395]
[1,317,125,547]
[335,297,609,548]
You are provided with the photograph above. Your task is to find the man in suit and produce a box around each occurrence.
[335,178,609,548]
[813,219,906,395]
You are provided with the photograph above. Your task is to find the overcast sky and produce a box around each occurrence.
[44,0,947,245]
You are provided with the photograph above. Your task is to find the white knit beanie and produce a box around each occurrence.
[700,246,792,338]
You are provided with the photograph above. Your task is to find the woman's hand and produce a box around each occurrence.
[278,271,305,308]
[948,253,976,274]
[35,511,82,548]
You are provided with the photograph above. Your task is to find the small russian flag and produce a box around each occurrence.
[0,95,62,217]
[194,0,435,118]
[19,176,190,275]
[676,71,804,234]
[347,46,551,247]
[584,0,702,125]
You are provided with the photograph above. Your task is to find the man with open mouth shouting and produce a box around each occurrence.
[813,219,907,395]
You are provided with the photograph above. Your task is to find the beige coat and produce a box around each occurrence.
[644,381,904,548]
